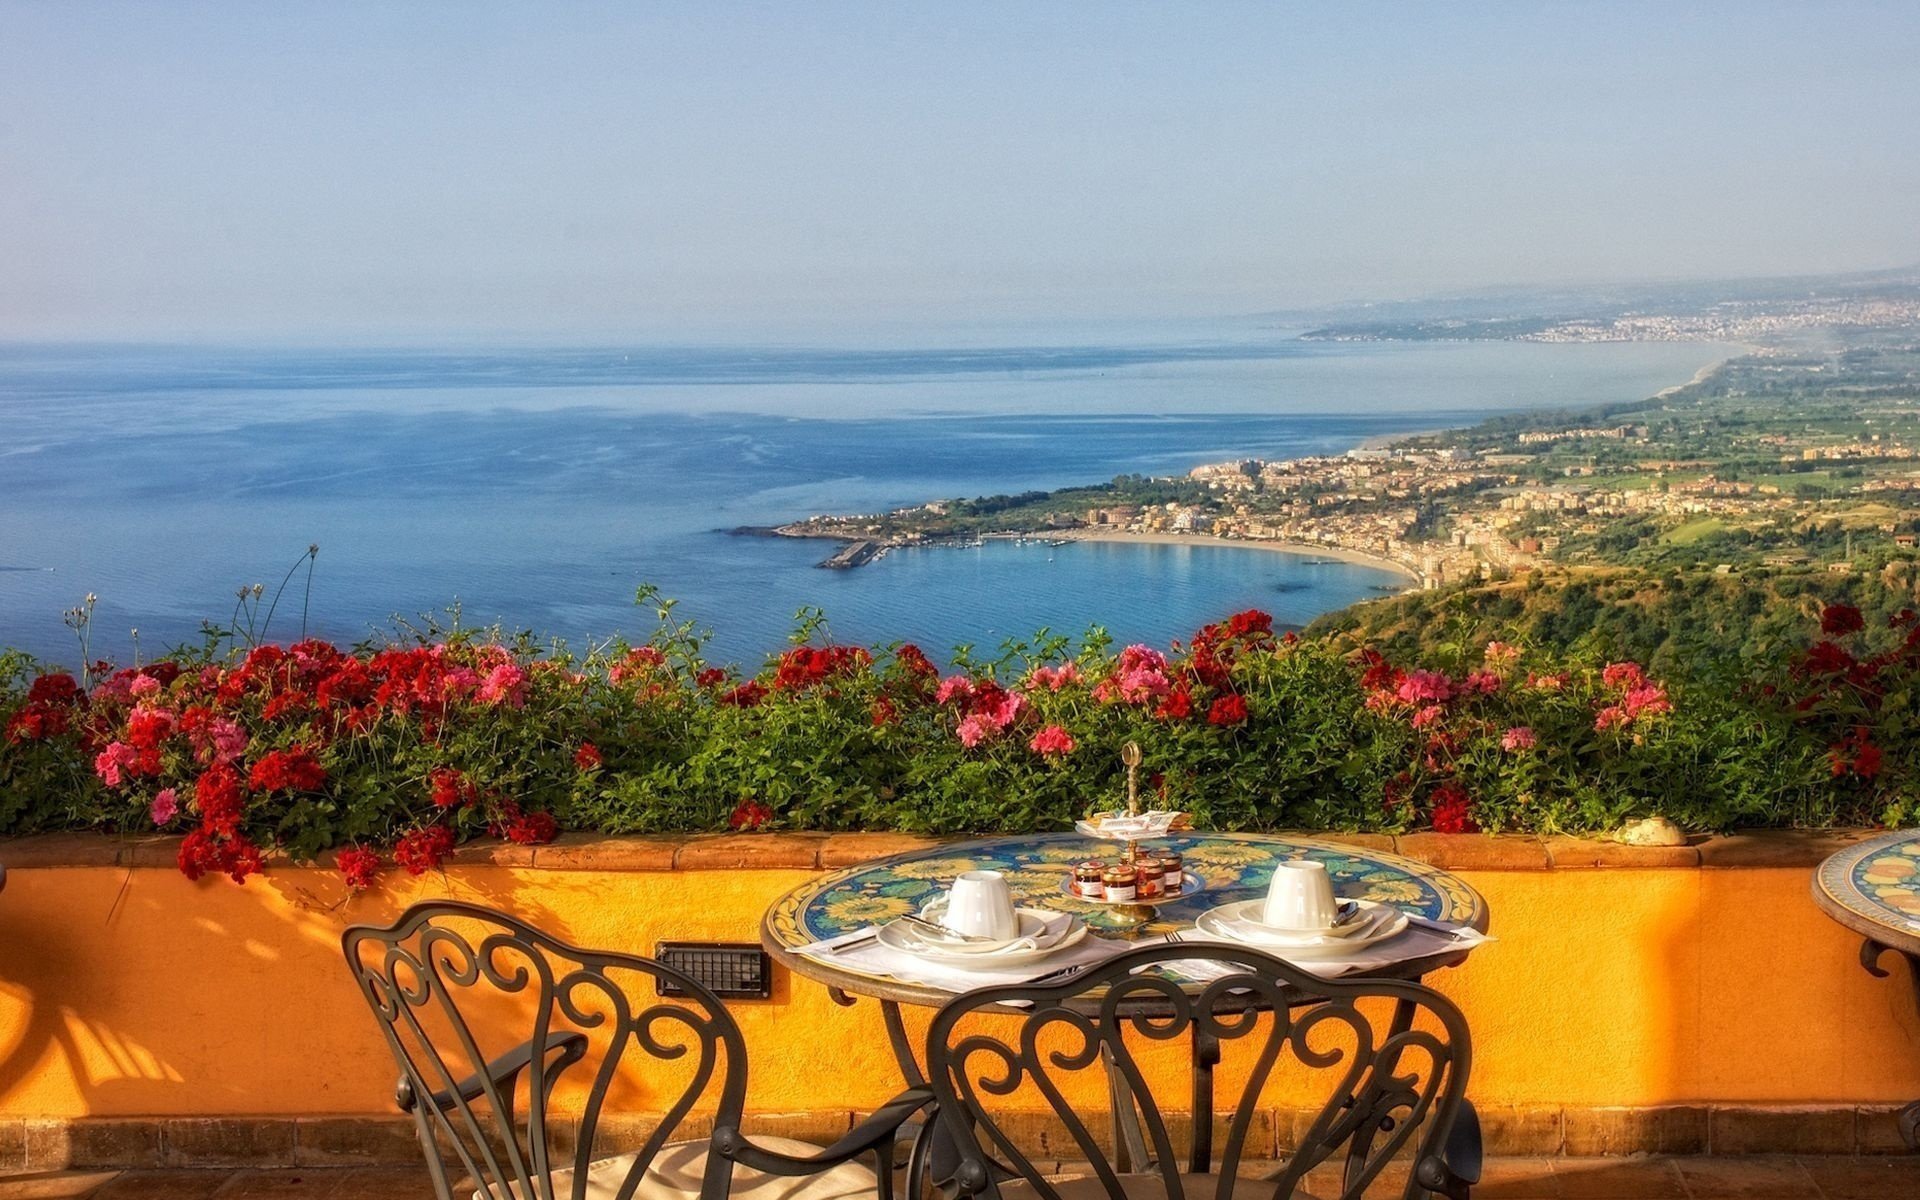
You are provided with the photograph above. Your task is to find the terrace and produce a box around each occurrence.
[2,608,1917,1200]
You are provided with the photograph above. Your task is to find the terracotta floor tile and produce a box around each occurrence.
[327,1170,442,1200]
[1672,1156,1820,1199]
[208,1173,343,1200]
[1550,1157,1688,1199]
[1796,1156,1920,1200]
[0,1174,123,1200]
[87,1174,230,1200]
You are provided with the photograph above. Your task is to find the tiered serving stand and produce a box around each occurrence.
[1062,742,1207,927]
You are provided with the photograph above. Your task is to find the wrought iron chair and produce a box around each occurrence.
[924,942,1478,1200]
[343,901,931,1200]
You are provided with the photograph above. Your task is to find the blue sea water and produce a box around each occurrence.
[0,336,1726,668]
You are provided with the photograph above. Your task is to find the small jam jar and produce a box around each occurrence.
[1073,860,1108,899]
[1159,852,1185,894]
[1101,864,1139,902]
[1134,858,1164,899]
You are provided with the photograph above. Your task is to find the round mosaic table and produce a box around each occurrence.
[1813,830,1920,1151]
[762,831,1489,1010]
[763,832,1490,1184]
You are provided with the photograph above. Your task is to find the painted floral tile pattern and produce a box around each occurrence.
[1834,832,1920,922]
[768,832,1485,947]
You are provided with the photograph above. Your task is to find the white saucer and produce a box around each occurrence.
[877,905,1087,966]
[1193,899,1409,958]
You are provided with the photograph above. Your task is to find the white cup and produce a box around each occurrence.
[943,870,1020,941]
[1263,860,1339,931]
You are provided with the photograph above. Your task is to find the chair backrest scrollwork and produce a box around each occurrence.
[926,943,1472,1200]
[343,901,750,1200]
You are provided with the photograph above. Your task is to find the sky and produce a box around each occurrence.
[2,2,1918,343]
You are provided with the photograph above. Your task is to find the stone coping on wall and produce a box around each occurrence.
[1,1103,1913,1171]
[0,827,1889,873]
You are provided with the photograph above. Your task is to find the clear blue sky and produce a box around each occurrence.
[3,2,1917,342]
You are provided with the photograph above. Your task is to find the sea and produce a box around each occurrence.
[0,335,1727,669]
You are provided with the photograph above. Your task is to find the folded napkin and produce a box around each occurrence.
[1085,809,1188,837]
[1160,918,1492,982]
[795,916,1138,993]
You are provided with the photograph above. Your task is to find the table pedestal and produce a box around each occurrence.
[1860,939,1920,1151]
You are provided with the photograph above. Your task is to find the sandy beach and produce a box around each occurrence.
[1033,528,1421,586]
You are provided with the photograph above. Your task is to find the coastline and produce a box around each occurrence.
[1034,528,1422,585]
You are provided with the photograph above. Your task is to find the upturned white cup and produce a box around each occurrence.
[943,870,1020,941]
[1263,860,1339,931]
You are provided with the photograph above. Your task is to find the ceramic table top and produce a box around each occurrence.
[762,831,1488,1003]
[1814,829,1920,957]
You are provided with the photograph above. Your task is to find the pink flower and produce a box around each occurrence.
[955,713,996,748]
[1501,726,1536,752]
[1096,646,1172,704]
[438,666,481,700]
[983,690,1026,729]
[1526,671,1568,692]
[1462,670,1502,696]
[1623,683,1671,719]
[1028,724,1076,757]
[1410,704,1446,730]
[1595,705,1629,731]
[477,662,527,708]
[1483,641,1521,667]
[1027,663,1082,692]
[207,717,247,765]
[129,674,162,697]
[93,741,138,787]
[936,676,976,705]
[150,788,180,825]
[1395,670,1454,705]
[1602,662,1647,691]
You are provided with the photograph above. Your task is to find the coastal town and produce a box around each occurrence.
[770,340,1920,591]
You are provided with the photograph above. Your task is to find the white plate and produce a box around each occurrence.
[877,906,1088,966]
[1193,900,1409,958]
[1204,899,1371,942]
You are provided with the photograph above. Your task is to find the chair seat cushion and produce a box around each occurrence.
[1000,1172,1315,1200]
[474,1136,881,1200]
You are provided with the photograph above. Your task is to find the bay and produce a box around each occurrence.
[0,336,1727,668]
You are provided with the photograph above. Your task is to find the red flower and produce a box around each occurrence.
[1227,609,1273,639]
[1821,604,1865,636]
[870,696,896,727]
[1429,784,1478,834]
[718,681,767,708]
[573,742,603,770]
[394,825,457,876]
[248,746,327,793]
[1155,686,1193,721]
[893,644,939,681]
[1829,727,1885,780]
[503,810,558,845]
[124,707,175,751]
[771,645,872,692]
[178,826,264,884]
[336,846,383,891]
[729,799,774,831]
[1206,693,1249,726]
[194,763,246,833]
[1801,641,1855,676]
[26,673,81,705]
[695,667,728,688]
[427,767,473,809]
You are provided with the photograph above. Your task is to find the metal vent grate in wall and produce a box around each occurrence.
[654,941,772,1000]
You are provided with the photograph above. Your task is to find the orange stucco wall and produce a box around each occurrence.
[0,857,1915,1119]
